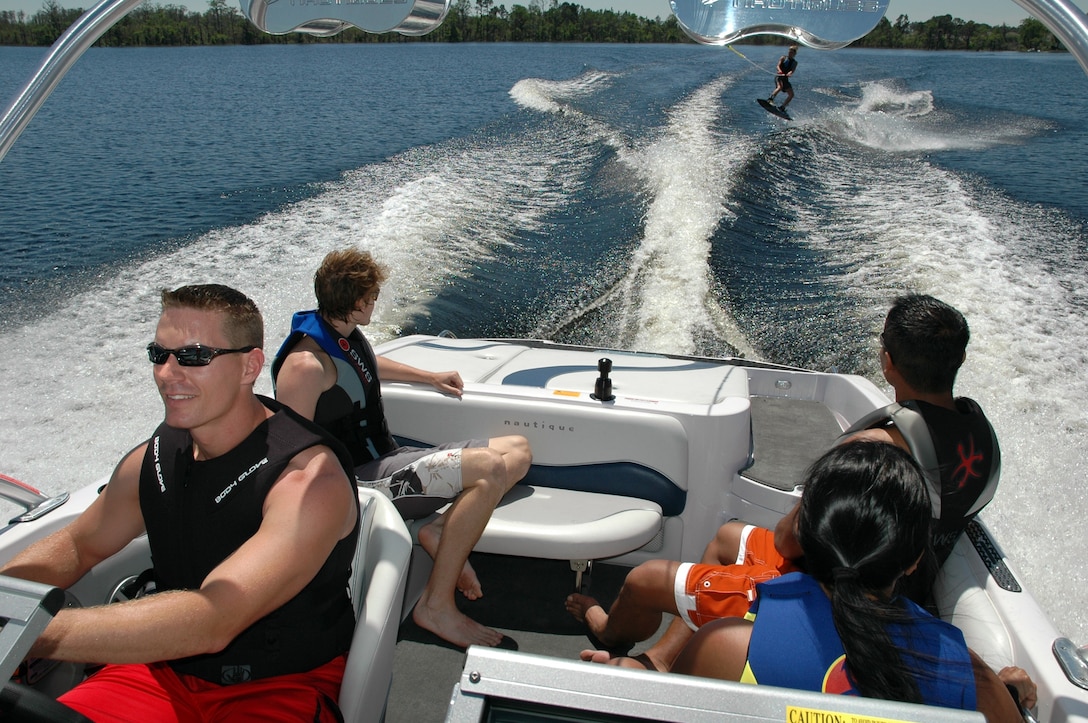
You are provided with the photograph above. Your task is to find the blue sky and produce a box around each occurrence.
[1,0,1083,27]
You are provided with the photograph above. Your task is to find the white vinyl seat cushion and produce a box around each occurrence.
[471,485,663,560]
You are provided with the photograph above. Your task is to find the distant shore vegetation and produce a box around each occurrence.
[0,0,1067,52]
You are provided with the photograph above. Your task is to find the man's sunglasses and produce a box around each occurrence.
[146,342,256,367]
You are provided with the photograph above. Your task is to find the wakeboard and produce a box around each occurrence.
[757,98,791,120]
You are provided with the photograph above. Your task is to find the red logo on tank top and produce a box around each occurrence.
[338,338,350,351]
[953,435,985,490]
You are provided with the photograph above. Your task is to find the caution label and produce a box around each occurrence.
[785,707,918,723]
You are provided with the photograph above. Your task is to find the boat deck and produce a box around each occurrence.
[389,553,665,721]
[742,396,845,491]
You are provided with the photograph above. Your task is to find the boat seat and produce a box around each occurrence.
[339,488,413,723]
[474,484,663,561]
[379,367,688,576]
[933,524,1014,671]
[518,462,685,516]
[404,484,662,593]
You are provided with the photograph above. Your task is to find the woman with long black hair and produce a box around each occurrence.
[671,441,1033,720]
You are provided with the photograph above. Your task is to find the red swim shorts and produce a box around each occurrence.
[674,525,799,629]
[58,654,347,723]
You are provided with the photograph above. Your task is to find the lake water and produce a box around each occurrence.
[1,42,1085,645]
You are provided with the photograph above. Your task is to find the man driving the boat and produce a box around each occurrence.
[272,247,532,649]
[570,294,1002,668]
[0,284,360,722]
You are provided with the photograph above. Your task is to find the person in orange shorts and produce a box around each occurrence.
[565,505,803,671]
[675,522,800,629]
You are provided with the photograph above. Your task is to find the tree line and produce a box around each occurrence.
[0,0,1065,51]
[0,0,685,46]
[855,14,1064,52]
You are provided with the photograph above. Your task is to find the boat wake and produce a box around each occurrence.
[526,74,759,358]
[609,76,757,357]
[818,80,1048,153]
[0,105,609,502]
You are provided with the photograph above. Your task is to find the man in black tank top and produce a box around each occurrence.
[1,285,359,722]
[704,295,999,596]
[711,294,998,589]
[841,294,1000,600]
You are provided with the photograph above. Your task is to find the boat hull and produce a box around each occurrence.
[0,335,1084,722]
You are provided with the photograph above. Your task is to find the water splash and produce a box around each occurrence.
[509,70,615,114]
[857,80,935,117]
[535,75,759,358]
[820,80,1048,153]
[617,76,757,356]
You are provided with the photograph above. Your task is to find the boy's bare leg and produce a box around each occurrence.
[418,515,482,600]
[487,435,532,486]
[417,435,530,603]
[412,448,509,648]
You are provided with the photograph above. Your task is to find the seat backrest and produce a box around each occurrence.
[338,489,413,723]
[348,495,378,616]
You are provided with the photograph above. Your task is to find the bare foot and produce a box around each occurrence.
[565,593,610,642]
[578,650,656,670]
[579,648,613,664]
[418,519,483,600]
[413,594,504,648]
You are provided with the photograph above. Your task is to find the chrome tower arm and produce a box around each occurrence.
[1014,0,1088,75]
[0,0,145,163]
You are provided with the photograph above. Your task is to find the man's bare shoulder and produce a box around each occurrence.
[277,444,354,500]
[267,445,356,535]
[283,442,343,474]
[101,441,152,495]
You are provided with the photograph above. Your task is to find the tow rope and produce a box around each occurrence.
[728,44,778,76]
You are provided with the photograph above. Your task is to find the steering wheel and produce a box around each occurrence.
[0,680,92,722]
[0,573,154,722]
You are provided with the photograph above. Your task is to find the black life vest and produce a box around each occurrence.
[272,310,396,467]
[139,396,359,684]
[842,398,1000,564]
